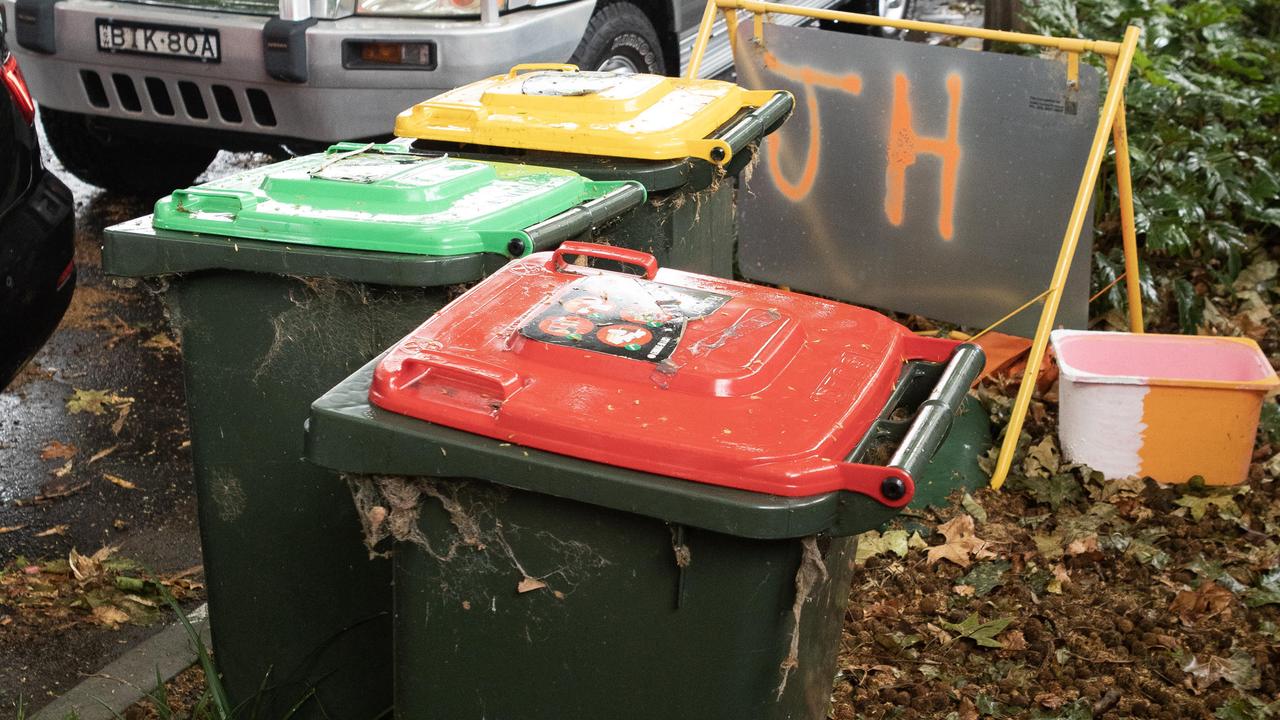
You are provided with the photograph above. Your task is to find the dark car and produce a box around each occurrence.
[1,7,75,388]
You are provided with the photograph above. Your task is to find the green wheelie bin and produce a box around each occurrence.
[101,146,645,720]
[304,242,987,719]
[394,63,795,278]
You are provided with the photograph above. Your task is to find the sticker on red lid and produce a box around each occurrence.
[519,275,729,363]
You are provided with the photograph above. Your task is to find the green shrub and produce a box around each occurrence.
[1019,0,1280,325]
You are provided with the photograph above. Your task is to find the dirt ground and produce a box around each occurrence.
[827,380,1280,719]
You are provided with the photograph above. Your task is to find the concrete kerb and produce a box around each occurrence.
[32,605,210,720]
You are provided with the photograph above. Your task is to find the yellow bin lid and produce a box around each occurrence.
[395,63,787,166]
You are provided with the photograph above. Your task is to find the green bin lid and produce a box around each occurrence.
[151,142,640,258]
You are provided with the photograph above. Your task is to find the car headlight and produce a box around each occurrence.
[355,0,506,16]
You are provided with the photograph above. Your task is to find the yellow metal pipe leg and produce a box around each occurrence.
[1113,101,1145,333]
[723,8,738,51]
[688,0,719,79]
[989,25,1142,490]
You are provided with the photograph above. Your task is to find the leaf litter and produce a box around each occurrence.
[831,385,1280,720]
[0,547,203,637]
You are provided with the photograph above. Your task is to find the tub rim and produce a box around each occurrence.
[1049,329,1280,392]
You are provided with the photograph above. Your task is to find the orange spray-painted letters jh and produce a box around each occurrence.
[884,73,963,239]
[762,52,862,202]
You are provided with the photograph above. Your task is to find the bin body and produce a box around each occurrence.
[305,243,986,719]
[171,273,442,719]
[395,478,856,720]
[395,66,795,277]
[307,364,877,720]
[101,149,643,720]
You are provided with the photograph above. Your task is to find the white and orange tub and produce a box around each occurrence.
[1051,330,1279,485]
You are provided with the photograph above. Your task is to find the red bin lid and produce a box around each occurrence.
[370,243,959,507]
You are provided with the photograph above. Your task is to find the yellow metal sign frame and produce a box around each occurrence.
[395,62,783,166]
[687,0,1145,490]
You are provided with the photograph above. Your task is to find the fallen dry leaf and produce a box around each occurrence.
[87,445,119,464]
[517,577,547,593]
[0,525,26,534]
[65,389,133,416]
[854,529,912,565]
[92,605,130,628]
[1035,692,1069,710]
[1065,534,1101,556]
[105,474,137,490]
[111,403,133,436]
[1170,581,1234,626]
[123,594,158,608]
[70,546,117,583]
[35,525,70,538]
[141,333,179,352]
[1182,650,1261,692]
[24,479,90,506]
[927,515,995,568]
[162,565,204,584]
[1021,436,1060,478]
[1047,564,1071,594]
[999,629,1028,653]
[49,460,73,478]
[69,548,95,581]
[40,441,77,461]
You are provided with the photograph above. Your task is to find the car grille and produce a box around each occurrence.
[79,69,278,127]
[109,0,278,15]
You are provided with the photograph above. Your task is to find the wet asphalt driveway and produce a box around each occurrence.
[0,144,273,713]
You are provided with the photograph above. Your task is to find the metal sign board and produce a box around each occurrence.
[734,22,1098,336]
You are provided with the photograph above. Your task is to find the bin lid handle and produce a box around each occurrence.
[506,63,579,78]
[168,188,247,214]
[551,241,658,280]
[393,352,522,403]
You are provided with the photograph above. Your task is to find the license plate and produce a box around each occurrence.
[95,19,221,63]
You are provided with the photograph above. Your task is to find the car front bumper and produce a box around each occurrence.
[2,0,594,142]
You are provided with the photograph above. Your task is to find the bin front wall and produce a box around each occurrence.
[168,272,450,720]
[566,178,737,279]
[392,476,855,720]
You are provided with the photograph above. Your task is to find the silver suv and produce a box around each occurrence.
[2,0,902,195]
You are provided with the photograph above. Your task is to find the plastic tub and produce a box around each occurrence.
[1051,330,1279,485]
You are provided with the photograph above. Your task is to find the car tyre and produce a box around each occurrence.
[40,108,218,198]
[569,2,666,75]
